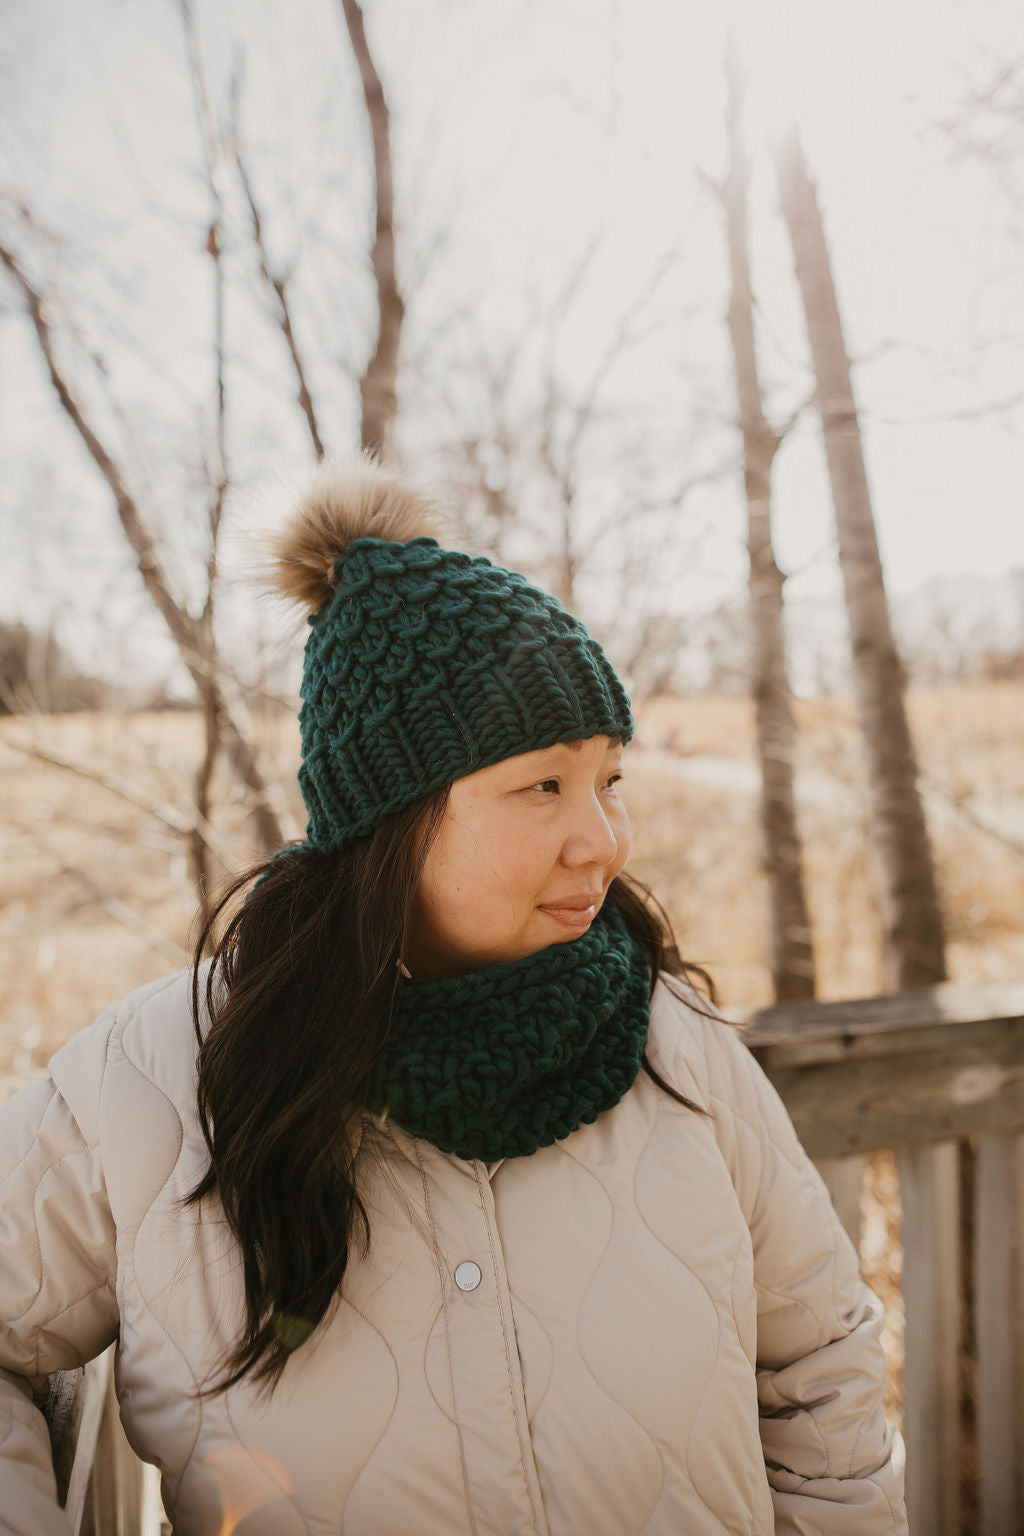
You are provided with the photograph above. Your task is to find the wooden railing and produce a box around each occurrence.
[747,979,1024,1536]
[42,980,1024,1535]
[43,1346,144,1536]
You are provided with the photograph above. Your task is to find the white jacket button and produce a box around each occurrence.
[454,1261,482,1291]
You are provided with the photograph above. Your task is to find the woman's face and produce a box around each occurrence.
[407,735,631,977]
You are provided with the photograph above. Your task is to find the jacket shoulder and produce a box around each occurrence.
[44,963,215,1232]
[645,975,792,1199]
[48,963,211,1142]
[646,972,753,1110]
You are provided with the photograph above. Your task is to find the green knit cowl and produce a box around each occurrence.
[367,900,652,1162]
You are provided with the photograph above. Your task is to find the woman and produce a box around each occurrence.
[0,458,906,1535]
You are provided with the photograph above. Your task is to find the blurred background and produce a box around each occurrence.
[3,0,1021,1037]
[1,1,1023,1518]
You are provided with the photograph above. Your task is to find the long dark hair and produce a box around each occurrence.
[189,788,713,1394]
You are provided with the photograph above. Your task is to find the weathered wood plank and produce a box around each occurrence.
[975,1131,1024,1536]
[757,1021,1024,1158]
[748,1005,1024,1072]
[82,1359,144,1536]
[898,1141,961,1536]
[43,1364,88,1509]
[43,1345,147,1536]
[59,1351,111,1536]
[746,979,1024,1057]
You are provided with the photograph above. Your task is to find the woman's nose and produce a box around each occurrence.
[561,795,620,868]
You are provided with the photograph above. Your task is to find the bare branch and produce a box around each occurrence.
[0,240,198,659]
[538,233,603,446]
[921,774,1024,862]
[876,391,1024,427]
[564,244,686,472]
[588,453,738,548]
[0,807,189,967]
[772,388,816,444]
[0,735,236,868]
[177,645,302,846]
[944,57,1024,126]
[180,0,234,911]
[186,31,230,602]
[229,86,327,460]
[694,162,726,208]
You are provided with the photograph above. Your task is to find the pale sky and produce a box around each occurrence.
[1,0,1022,687]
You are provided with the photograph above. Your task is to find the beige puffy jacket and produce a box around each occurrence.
[0,966,907,1535]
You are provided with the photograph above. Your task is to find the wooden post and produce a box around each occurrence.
[975,1130,1024,1536]
[44,1345,146,1536]
[895,1142,962,1536]
[58,1352,113,1536]
[84,1353,144,1536]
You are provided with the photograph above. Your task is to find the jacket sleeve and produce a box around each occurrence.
[701,1011,908,1536]
[0,1007,120,1536]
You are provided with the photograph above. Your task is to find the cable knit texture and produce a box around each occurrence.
[368,901,651,1160]
[298,536,633,850]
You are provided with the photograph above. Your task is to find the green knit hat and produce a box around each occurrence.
[272,459,633,851]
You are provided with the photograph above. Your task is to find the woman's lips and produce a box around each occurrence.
[538,899,599,929]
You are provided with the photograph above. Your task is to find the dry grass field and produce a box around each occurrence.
[2,681,1022,1434]
[630,684,1024,1004]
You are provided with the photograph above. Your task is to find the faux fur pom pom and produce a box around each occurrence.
[270,457,442,614]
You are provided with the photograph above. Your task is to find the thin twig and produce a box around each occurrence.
[232,130,327,460]
[0,809,189,967]
[0,736,235,868]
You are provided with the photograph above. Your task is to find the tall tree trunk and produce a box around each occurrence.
[777,128,946,992]
[339,0,404,460]
[777,126,963,1536]
[723,45,815,1002]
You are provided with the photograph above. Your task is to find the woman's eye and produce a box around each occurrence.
[526,772,623,795]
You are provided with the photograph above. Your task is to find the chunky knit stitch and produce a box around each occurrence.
[298,536,633,850]
[367,901,652,1161]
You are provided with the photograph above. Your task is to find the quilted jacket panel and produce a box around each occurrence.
[0,967,907,1535]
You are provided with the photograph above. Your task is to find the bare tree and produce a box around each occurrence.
[777,126,959,1536]
[942,54,1024,221]
[0,0,411,898]
[0,621,108,714]
[777,128,946,992]
[420,236,712,621]
[535,241,690,611]
[0,234,289,861]
[339,0,404,460]
[720,43,815,1002]
[456,431,519,562]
